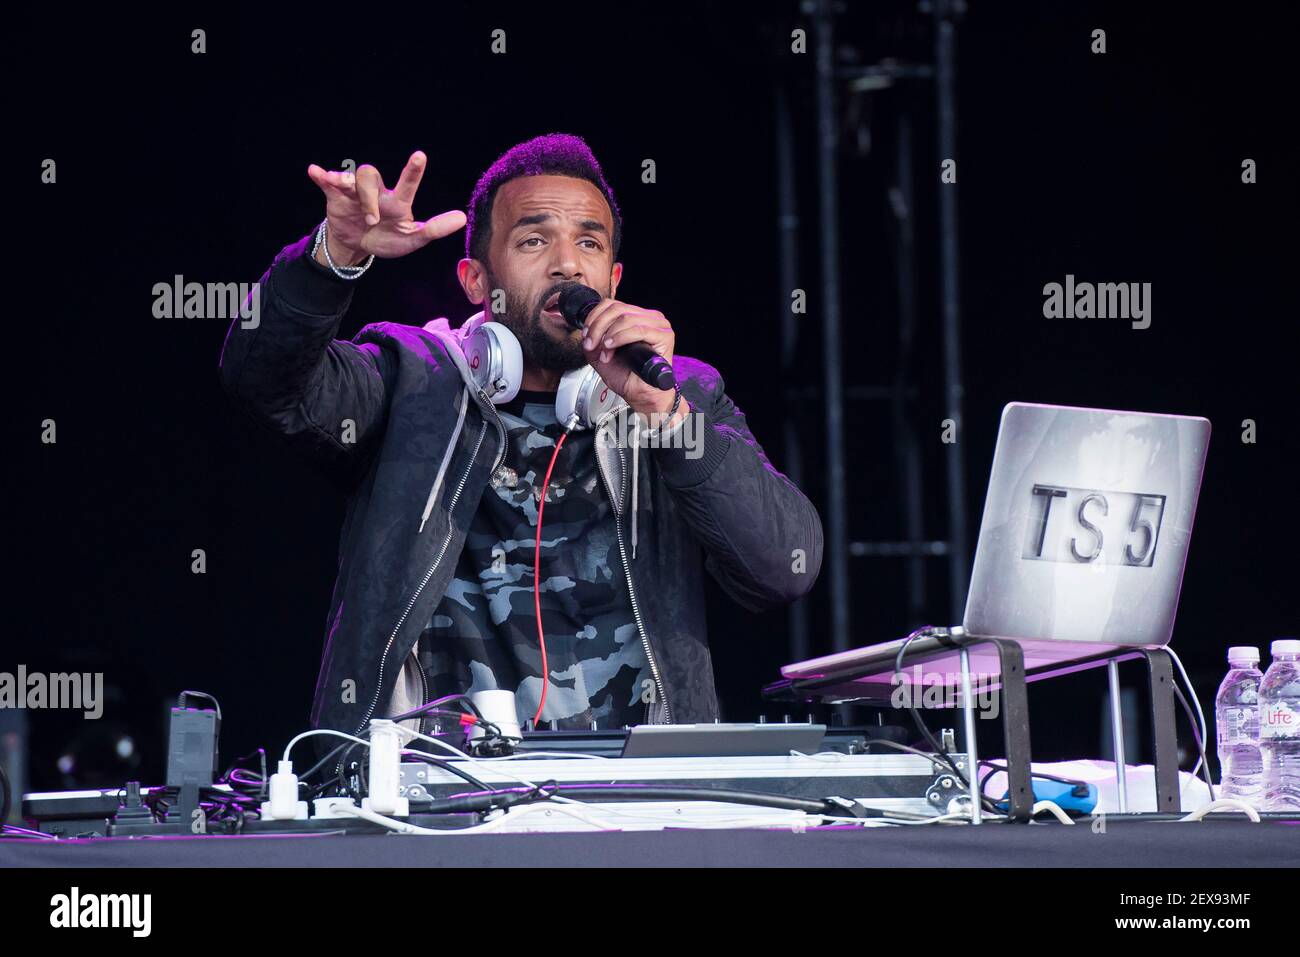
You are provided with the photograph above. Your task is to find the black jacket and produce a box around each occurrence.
[219,232,824,742]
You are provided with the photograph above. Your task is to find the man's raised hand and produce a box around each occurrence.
[307,151,466,266]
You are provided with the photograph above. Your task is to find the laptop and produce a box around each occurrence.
[780,402,1212,695]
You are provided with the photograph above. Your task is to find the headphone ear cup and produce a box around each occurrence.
[465,321,522,404]
[555,366,624,430]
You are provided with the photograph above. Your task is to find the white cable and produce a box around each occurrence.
[341,801,831,834]
[336,804,443,834]
[1179,798,1261,822]
[1031,800,1075,825]
[820,809,1007,826]
[375,722,472,759]
[339,799,620,834]
[280,729,371,765]
[792,744,951,770]
[1163,646,1211,793]
[789,750,847,761]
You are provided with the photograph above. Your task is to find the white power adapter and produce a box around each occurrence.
[469,689,522,741]
[312,797,360,819]
[261,760,309,820]
[362,720,409,817]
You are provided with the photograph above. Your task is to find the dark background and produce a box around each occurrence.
[8,1,1297,792]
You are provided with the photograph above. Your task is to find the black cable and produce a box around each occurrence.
[220,747,268,799]
[538,785,830,813]
[1172,683,1217,802]
[426,783,971,822]
[978,761,1091,799]
[336,741,368,800]
[305,774,345,799]
[403,754,957,821]
[139,785,255,829]
[417,708,506,740]
[894,628,962,778]
[178,690,222,721]
[317,723,504,798]
[403,780,562,817]
[295,742,353,787]
[198,791,256,825]
[893,627,1000,814]
[390,704,507,744]
[199,784,258,804]
[391,694,487,724]
[858,738,951,770]
[434,783,833,815]
[223,769,267,795]
[402,751,494,794]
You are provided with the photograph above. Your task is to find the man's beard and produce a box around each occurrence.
[486,269,588,375]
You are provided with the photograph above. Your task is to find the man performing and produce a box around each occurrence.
[219,133,823,743]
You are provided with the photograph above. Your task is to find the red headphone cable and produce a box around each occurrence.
[531,425,574,727]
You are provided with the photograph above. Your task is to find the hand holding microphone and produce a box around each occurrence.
[558,285,679,415]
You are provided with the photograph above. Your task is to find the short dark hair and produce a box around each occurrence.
[465,133,623,266]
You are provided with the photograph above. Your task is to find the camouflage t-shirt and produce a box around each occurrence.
[417,389,654,732]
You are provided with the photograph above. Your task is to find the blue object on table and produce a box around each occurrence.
[996,779,1098,814]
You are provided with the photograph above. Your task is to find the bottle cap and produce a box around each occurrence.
[1227,646,1260,664]
[1270,639,1300,656]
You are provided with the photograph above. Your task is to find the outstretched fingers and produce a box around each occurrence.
[392,151,427,206]
[420,209,467,242]
[355,164,386,225]
[308,164,356,193]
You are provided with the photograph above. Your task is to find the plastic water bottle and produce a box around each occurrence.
[1260,638,1300,812]
[1215,646,1262,801]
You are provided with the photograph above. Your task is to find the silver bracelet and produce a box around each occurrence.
[312,220,375,280]
[652,388,688,440]
[660,395,691,442]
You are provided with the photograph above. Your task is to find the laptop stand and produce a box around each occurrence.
[762,627,1182,823]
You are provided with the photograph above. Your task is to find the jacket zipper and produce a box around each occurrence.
[415,652,429,738]
[595,412,671,723]
[478,388,508,473]
[336,420,489,778]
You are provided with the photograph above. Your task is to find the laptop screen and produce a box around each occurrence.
[961,403,1210,648]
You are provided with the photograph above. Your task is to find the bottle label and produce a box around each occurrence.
[1260,702,1299,739]
[1220,707,1253,746]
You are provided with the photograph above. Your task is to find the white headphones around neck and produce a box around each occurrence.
[464,320,624,431]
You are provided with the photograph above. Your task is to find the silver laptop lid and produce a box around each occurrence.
[962,402,1210,648]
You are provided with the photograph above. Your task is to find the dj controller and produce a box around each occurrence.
[20,724,975,838]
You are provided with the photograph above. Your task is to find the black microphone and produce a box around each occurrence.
[558,285,678,392]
